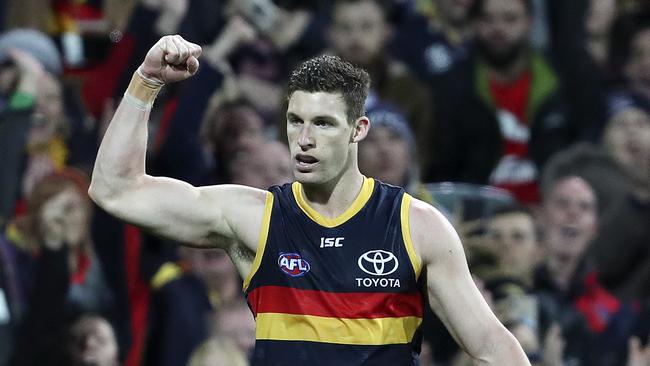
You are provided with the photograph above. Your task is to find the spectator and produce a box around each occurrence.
[0,32,67,227]
[484,205,540,287]
[435,0,572,204]
[535,174,636,365]
[229,141,292,189]
[359,103,433,203]
[325,0,435,175]
[144,247,243,366]
[8,170,113,366]
[390,0,475,82]
[200,98,267,184]
[68,314,119,366]
[588,91,650,302]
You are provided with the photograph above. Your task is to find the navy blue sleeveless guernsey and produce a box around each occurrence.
[243,177,425,366]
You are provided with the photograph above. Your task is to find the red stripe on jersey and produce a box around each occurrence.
[248,285,423,319]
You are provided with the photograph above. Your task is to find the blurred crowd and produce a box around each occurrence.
[0,0,649,365]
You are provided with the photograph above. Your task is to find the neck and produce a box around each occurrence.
[300,167,365,219]
[486,52,529,84]
[546,254,578,292]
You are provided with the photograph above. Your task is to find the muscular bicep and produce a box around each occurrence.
[409,200,526,363]
[94,175,269,249]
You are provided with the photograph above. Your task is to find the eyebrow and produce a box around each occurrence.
[286,112,339,124]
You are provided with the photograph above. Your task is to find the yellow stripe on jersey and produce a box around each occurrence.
[243,192,274,292]
[292,177,375,228]
[255,313,422,345]
[401,194,422,280]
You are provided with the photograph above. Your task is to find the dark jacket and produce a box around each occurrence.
[433,53,573,184]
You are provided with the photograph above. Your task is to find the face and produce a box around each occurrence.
[486,212,539,278]
[212,105,265,159]
[71,317,118,366]
[603,107,650,184]
[359,126,410,185]
[329,0,391,65]
[230,142,292,189]
[475,0,531,67]
[287,91,367,185]
[625,29,650,89]
[542,177,597,262]
[39,186,90,247]
[185,248,237,288]
[436,0,474,25]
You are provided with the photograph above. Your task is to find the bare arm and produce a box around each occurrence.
[409,198,530,365]
[89,35,268,250]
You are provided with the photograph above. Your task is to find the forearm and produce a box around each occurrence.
[90,71,161,201]
[471,330,530,366]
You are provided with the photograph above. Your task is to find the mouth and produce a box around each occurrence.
[295,154,319,172]
[559,226,581,240]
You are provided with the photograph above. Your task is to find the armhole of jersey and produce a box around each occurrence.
[243,191,274,292]
[401,193,422,280]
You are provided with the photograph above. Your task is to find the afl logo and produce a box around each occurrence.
[278,252,311,277]
[358,250,399,276]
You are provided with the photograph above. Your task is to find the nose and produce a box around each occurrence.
[297,124,315,150]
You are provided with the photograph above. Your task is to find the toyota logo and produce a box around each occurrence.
[358,250,399,276]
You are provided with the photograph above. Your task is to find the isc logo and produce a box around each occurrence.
[278,252,311,277]
[320,237,344,248]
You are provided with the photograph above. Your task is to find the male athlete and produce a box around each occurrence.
[89,35,529,365]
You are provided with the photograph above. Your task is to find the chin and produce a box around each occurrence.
[293,170,319,183]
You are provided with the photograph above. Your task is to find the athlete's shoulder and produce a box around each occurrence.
[407,196,462,264]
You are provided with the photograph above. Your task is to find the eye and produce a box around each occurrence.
[288,117,303,125]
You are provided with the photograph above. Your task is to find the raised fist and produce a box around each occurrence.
[139,35,202,84]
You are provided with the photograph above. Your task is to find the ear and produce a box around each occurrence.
[351,116,370,143]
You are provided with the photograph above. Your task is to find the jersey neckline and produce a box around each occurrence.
[291,177,375,228]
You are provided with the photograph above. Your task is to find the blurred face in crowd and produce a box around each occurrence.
[210,104,265,159]
[230,141,292,189]
[486,212,539,278]
[185,248,238,289]
[38,185,91,247]
[70,316,118,366]
[436,0,474,26]
[603,107,650,185]
[541,176,597,263]
[475,0,531,69]
[216,302,256,357]
[287,91,367,185]
[625,28,650,90]
[359,125,410,186]
[329,0,391,65]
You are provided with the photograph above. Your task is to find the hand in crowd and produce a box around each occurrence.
[541,324,565,366]
[203,16,257,72]
[139,35,202,85]
[154,0,189,36]
[7,48,45,96]
[627,336,650,366]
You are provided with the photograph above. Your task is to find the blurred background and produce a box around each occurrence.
[0,0,649,365]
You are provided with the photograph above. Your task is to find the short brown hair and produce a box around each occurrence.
[287,55,371,123]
